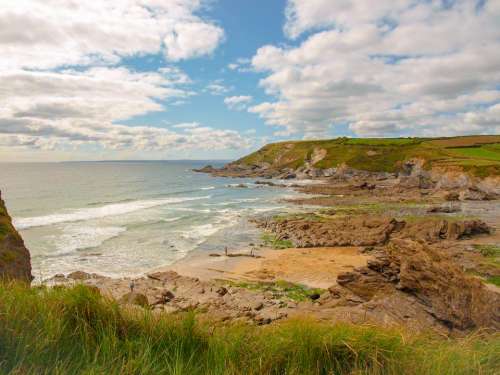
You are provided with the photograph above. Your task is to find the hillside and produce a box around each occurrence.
[0,191,32,281]
[235,135,500,177]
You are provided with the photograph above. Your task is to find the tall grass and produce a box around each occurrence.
[0,282,498,374]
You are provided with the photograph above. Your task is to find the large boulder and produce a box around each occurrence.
[0,191,32,282]
[336,239,500,330]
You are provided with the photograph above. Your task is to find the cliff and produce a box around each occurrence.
[203,135,500,180]
[0,191,32,282]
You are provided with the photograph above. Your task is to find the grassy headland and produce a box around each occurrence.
[0,282,499,375]
[236,135,500,177]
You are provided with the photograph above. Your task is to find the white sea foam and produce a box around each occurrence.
[234,198,260,203]
[182,223,220,239]
[161,217,183,223]
[200,186,215,190]
[14,196,211,229]
[54,225,126,253]
[252,206,284,213]
[278,179,325,186]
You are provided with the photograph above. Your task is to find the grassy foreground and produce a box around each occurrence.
[0,283,499,375]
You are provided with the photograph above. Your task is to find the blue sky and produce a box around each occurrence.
[122,0,302,146]
[0,0,499,161]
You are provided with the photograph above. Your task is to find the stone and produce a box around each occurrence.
[444,191,460,201]
[216,286,228,296]
[252,302,264,311]
[67,271,92,280]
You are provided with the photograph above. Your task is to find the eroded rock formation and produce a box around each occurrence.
[256,216,490,248]
[332,239,500,330]
[0,191,32,282]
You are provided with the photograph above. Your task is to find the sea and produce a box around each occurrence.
[0,161,304,281]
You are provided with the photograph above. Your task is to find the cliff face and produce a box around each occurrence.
[206,136,500,179]
[0,191,32,282]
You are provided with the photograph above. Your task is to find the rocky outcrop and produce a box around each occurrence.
[398,219,490,243]
[257,217,405,247]
[49,271,297,325]
[192,165,217,173]
[0,191,32,282]
[333,240,500,330]
[257,216,491,248]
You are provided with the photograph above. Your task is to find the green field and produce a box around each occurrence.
[0,282,499,375]
[237,135,500,176]
[448,145,500,161]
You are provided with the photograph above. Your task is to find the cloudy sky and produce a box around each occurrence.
[1,0,499,161]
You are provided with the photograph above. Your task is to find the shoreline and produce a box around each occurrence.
[40,170,500,332]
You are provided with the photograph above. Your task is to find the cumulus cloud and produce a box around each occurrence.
[224,95,253,111]
[0,1,252,157]
[251,0,500,137]
[0,0,225,69]
[164,21,224,61]
[0,67,250,152]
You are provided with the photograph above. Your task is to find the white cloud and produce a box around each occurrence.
[205,81,232,95]
[250,0,500,137]
[0,65,249,153]
[172,122,200,129]
[226,58,252,72]
[0,1,252,158]
[0,0,225,70]
[164,21,224,61]
[224,95,253,110]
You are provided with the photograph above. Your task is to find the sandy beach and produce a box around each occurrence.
[161,246,372,289]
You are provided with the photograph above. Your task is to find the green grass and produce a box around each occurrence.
[485,276,500,287]
[227,280,324,302]
[448,144,500,161]
[0,222,9,240]
[236,135,500,177]
[261,232,294,249]
[0,282,499,375]
[473,244,500,269]
[0,200,19,241]
[474,244,500,258]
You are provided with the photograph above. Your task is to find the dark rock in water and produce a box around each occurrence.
[193,165,217,173]
[119,292,149,307]
[255,180,277,187]
[0,190,32,282]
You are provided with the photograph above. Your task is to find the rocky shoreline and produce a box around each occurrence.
[43,168,500,334]
[2,150,500,335]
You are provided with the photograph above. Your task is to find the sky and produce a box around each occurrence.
[0,0,499,162]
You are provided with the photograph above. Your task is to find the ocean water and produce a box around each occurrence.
[0,161,300,280]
